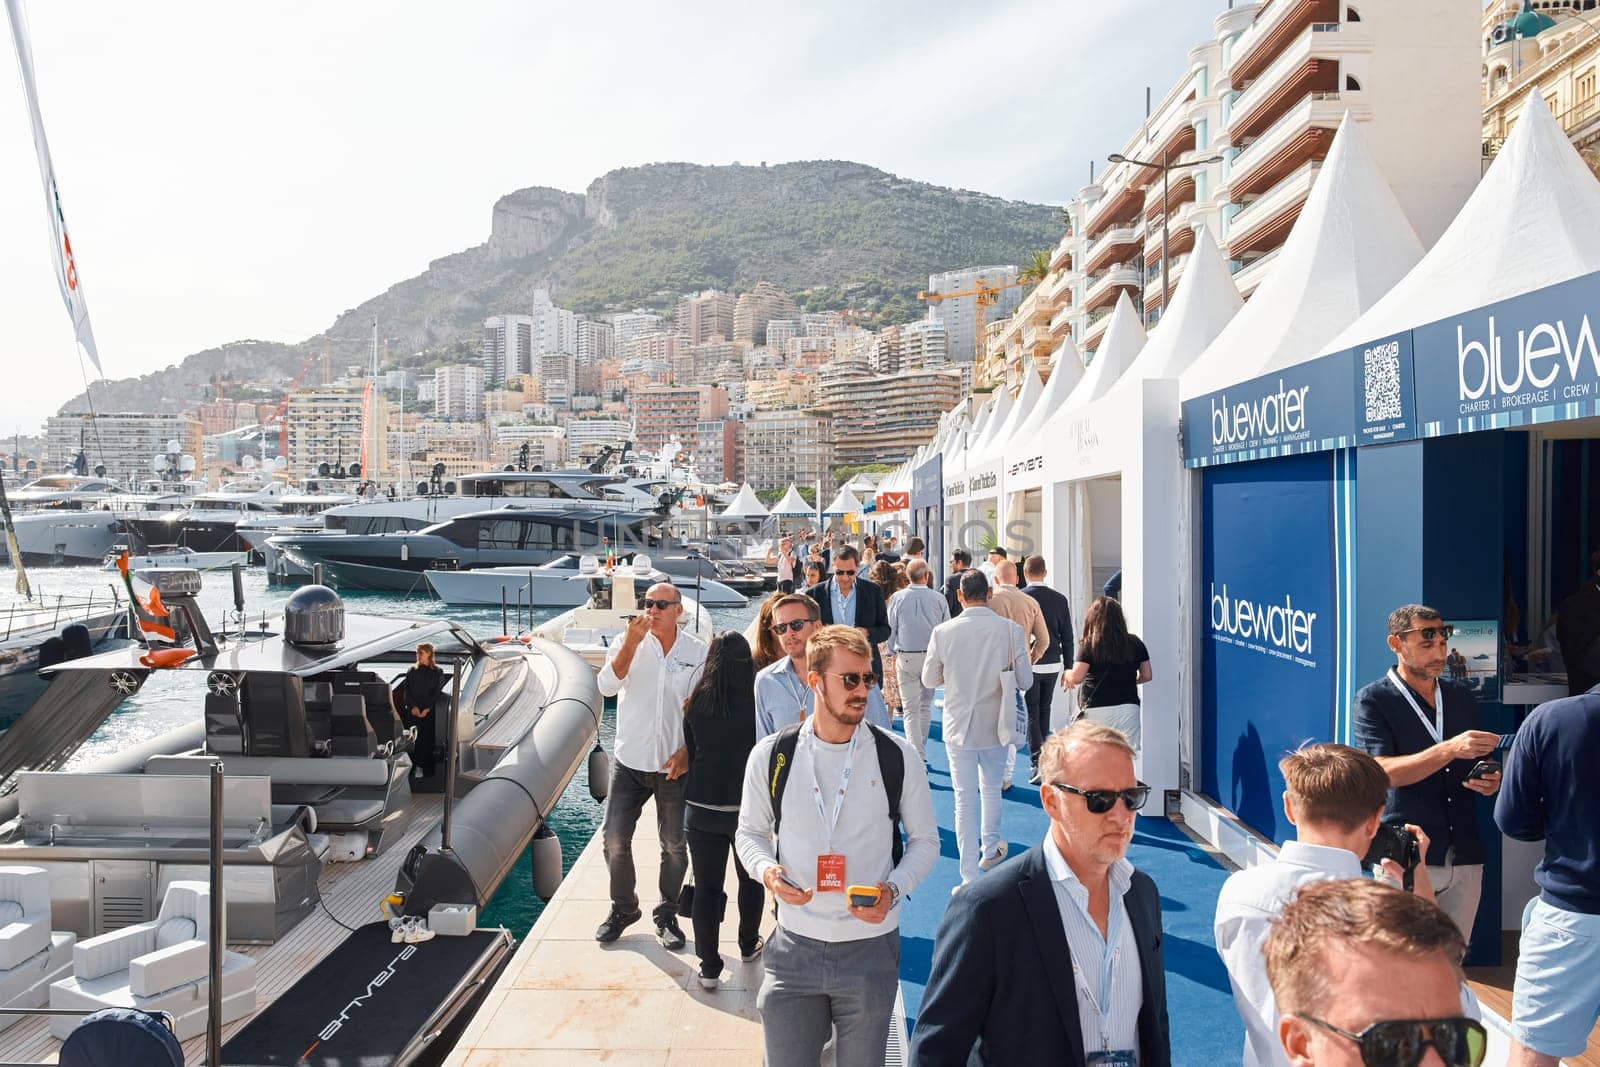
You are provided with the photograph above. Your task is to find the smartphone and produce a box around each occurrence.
[1467,759,1501,780]
[847,884,881,908]
[775,870,808,894]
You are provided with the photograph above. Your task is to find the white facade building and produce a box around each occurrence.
[434,364,485,420]
[611,310,664,344]
[925,265,1023,364]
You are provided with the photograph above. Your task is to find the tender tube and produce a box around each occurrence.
[401,639,601,916]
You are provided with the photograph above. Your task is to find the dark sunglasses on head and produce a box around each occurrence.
[1398,624,1454,643]
[771,618,815,635]
[641,598,680,611]
[821,670,878,690]
[1050,781,1150,814]
[833,568,856,577]
[1299,1015,1487,1067]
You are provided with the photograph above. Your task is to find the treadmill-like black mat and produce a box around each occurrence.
[221,921,503,1066]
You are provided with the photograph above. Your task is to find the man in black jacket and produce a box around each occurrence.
[1557,548,1600,695]
[805,545,891,680]
[1022,555,1074,783]
[911,720,1170,1066]
[943,549,971,618]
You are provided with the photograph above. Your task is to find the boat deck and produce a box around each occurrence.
[1466,934,1600,1066]
[0,794,444,1064]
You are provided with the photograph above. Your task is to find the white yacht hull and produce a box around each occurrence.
[2,512,121,566]
[424,566,747,608]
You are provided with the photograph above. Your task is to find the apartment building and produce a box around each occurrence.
[740,408,833,492]
[434,364,484,420]
[787,335,837,368]
[492,423,567,470]
[482,314,535,383]
[1483,2,1600,151]
[694,418,741,483]
[925,266,1023,364]
[673,339,746,386]
[612,310,664,344]
[410,419,489,482]
[629,385,730,456]
[875,320,950,375]
[816,366,963,468]
[1059,0,1478,355]
[283,388,388,482]
[765,319,802,352]
[44,412,203,486]
[675,290,736,343]
[803,311,845,336]
[577,318,615,367]
[566,417,633,460]
[744,371,816,409]
[732,282,800,345]
[619,332,679,366]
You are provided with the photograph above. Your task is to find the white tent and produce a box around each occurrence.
[822,486,864,516]
[842,473,880,496]
[975,362,1042,464]
[943,394,993,470]
[1122,225,1244,382]
[769,483,814,517]
[716,483,769,520]
[1181,114,1425,399]
[1007,336,1089,451]
[964,385,1015,464]
[1059,289,1148,411]
[1322,90,1600,354]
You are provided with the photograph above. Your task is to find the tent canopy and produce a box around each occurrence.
[1007,336,1088,452]
[1123,225,1244,382]
[1181,113,1424,399]
[769,483,814,516]
[976,362,1042,465]
[822,486,865,516]
[716,483,769,520]
[1061,289,1149,412]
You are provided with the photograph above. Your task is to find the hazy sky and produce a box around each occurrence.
[0,1,1218,433]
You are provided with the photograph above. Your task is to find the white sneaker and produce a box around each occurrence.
[390,918,407,944]
[403,917,436,944]
[978,842,1009,872]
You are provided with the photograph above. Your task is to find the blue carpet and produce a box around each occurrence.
[895,713,1244,1066]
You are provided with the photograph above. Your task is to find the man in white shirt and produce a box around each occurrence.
[888,559,950,759]
[923,570,1033,884]
[594,583,708,949]
[737,625,938,1067]
[753,593,821,737]
[1215,743,1440,1067]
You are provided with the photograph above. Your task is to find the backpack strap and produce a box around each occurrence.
[767,723,803,845]
[866,723,906,866]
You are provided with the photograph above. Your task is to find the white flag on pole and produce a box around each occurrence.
[5,0,102,375]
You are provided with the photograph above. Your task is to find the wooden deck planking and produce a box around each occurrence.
[0,793,445,1065]
[1467,934,1600,1067]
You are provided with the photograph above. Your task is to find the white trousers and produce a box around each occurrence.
[896,652,931,759]
[949,744,1007,884]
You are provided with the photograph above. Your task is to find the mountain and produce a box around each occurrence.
[63,160,1062,414]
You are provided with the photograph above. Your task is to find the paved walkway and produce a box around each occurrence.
[445,803,774,1066]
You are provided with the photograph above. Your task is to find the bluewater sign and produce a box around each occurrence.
[911,455,943,510]
[1413,269,1600,436]
[1200,452,1338,845]
[1182,332,1417,468]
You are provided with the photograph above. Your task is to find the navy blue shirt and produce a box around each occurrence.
[1495,694,1600,914]
[1352,673,1485,867]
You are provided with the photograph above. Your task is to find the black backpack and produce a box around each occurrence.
[767,721,906,864]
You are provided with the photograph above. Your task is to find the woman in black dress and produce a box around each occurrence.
[682,632,764,990]
[397,642,445,777]
[1061,596,1152,752]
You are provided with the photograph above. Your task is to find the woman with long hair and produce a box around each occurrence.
[861,533,879,566]
[746,593,786,670]
[1061,595,1152,751]
[682,631,764,990]
[395,642,445,777]
[869,558,909,719]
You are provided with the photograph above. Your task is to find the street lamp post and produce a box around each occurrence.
[1108,149,1222,324]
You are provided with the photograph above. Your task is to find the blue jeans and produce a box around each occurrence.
[757,925,901,1067]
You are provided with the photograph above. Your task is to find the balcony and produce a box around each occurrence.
[1081,224,1143,275]
[1145,200,1201,259]
[1226,157,1322,257]
[1079,307,1117,351]
[1144,171,1197,222]
[1083,163,1147,237]
[1048,233,1076,272]
[1228,22,1367,143]
[1083,263,1142,313]
[1049,300,1076,337]
[1224,92,1365,201]
[1143,253,1191,311]
[1229,245,1282,296]
[1043,266,1076,304]
[1225,0,1338,91]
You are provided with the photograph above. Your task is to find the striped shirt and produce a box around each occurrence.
[1041,833,1144,1059]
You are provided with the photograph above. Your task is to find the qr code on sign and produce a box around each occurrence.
[1363,342,1403,422]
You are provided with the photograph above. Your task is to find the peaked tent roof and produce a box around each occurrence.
[1322,90,1600,355]
[943,394,994,469]
[964,386,1015,466]
[1180,114,1424,399]
[769,483,814,516]
[977,362,1043,464]
[822,486,864,516]
[1060,290,1148,411]
[1123,225,1244,381]
[1008,336,1089,451]
[717,483,769,520]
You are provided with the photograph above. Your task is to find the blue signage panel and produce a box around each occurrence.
[1351,331,1418,446]
[1200,453,1338,844]
[911,455,943,510]
[1413,270,1600,436]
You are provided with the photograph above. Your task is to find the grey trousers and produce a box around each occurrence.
[600,761,688,923]
[757,925,901,1067]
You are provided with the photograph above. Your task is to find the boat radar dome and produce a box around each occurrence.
[284,585,345,648]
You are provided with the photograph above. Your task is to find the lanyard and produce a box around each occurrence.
[779,663,811,723]
[1388,669,1443,744]
[803,720,858,850]
[1069,907,1125,1054]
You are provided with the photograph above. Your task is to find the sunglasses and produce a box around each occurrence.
[821,670,878,690]
[1299,1015,1487,1067]
[771,618,815,635]
[1397,625,1454,643]
[1049,781,1151,814]
[833,569,857,577]
[641,598,680,611]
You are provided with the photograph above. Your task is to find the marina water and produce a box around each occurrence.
[0,564,758,937]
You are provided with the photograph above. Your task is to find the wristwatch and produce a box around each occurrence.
[886,881,901,910]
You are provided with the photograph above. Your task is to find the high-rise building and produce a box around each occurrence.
[565,417,633,460]
[740,408,833,492]
[732,282,800,345]
[694,418,741,483]
[802,311,845,337]
[530,290,579,357]
[493,423,567,469]
[284,388,388,481]
[925,266,1024,364]
[482,314,536,384]
[675,290,736,344]
[434,364,484,420]
[619,332,679,366]
[765,319,801,352]
[612,310,665,344]
[44,412,203,486]
[629,385,729,456]
[576,318,615,368]
[816,366,962,468]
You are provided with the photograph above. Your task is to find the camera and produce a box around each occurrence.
[1363,822,1422,890]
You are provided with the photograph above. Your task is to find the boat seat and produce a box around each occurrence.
[143,754,390,788]
[0,867,74,1034]
[329,694,376,758]
[311,796,387,831]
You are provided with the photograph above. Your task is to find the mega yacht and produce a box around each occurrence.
[118,476,289,555]
[0,475,128,566]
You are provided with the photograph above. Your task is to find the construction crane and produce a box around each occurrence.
[917,276,1026,370]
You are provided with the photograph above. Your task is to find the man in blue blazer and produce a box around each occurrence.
[1022,555,1075,780]
[805,544,891,680]
[910,720,1170,1066]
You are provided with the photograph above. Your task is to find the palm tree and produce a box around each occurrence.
[1017,248,1054,287]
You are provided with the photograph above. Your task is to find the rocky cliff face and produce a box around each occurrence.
[487,187,587,260]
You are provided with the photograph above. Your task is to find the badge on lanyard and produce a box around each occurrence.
[1087,1052,1136,1066]
[816,853,847,892]
[806,722,856,893]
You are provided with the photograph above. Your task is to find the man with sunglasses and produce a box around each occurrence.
[805,544,893,730]
[911,721,1169,1066]
[594,584,707,949]
[1265,878,1487,1067]
[943,549,971,618]
[754,593,822,737]
[1353,605,1502,938]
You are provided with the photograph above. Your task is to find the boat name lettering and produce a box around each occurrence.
[316,944,417,1042]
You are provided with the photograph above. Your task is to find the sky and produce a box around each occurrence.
[0,0,1219,434]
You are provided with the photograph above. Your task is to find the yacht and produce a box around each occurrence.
[423,551,750,608]
[0,569,601,1062]
[534,557,712,667]
[118,476,288,554]
[0,475,128,566]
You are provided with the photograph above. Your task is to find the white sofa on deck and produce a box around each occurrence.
[48,880,256,1041]
[0,866,73,1033]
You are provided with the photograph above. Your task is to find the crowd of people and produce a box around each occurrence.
[583,530,1600,1067]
